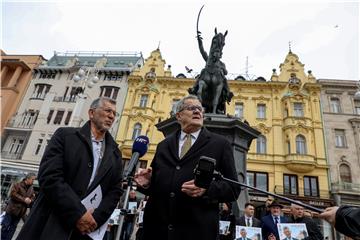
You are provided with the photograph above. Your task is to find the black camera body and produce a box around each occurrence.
[194,156,216,189]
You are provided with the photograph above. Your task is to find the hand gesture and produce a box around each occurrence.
[76,209,97,235]
[318,206,339,227]
[24,197,31,205]
[181,180,206,198]
[134,168,152,189]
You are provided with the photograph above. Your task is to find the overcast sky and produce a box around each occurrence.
[2,0,359,80]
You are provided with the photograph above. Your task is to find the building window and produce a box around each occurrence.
[335,129,346,148]
[354,100,360,115]
[64,111,72,125]
[256,135,266,154]
[99,86,120,100]
[304,176,319,197]
[294,103,304,117]
[53,110,65,125]
[139,95,148,108]
[6,137,25,156]
[39,73,56,79]
[104,74,122,81]
[284,174,298,195]
[32,84,51,99]
[132,123,142,140]
[234,103,244,118]
[47,110,54,124]
[296,135,307,154]
[339,164,352,183]
[34,139,43,155]
[257,104,266,119]
[247,172,268,191]
[330,98,341,113]
[20,110,38,127]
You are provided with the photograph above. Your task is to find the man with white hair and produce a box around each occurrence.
[289,203,323,240]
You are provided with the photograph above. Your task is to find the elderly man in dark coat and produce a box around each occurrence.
[16,97,123,240]
[135,95,241,240]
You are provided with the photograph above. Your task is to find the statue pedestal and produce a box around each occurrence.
[156,114,260,216]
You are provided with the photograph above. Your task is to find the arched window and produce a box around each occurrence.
[132,123,142,140]
[296,135,307,154]
[339,164,352,183]
[256,135,266,154]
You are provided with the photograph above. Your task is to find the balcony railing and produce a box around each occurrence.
[6,116,36,129]
[274,185,330,198]
[1,151,22,160]
[331,182,360,193]
[53,96,77,102]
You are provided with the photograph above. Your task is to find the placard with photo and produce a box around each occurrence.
[109,209,121,225]
[219,220,231,235]
[128,201,138,214]
[277,223,308,240]
[235,226,262,240]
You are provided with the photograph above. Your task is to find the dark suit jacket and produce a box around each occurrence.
[236,216,261,228]
[141,128,241,240]
[17,121,123,240]
[261,214,288,240]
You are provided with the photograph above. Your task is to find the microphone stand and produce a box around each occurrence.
[115,176,133,240]
[213,172,323,213]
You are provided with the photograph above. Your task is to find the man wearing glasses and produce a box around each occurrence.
[135,95,240,240]
[17,97,123,240]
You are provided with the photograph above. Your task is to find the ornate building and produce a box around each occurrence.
[318,79,360,207]
[117,49,331,204]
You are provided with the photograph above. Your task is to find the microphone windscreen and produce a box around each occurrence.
[132,135,149,157]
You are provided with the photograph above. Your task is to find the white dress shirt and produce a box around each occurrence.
[178,129,201,158]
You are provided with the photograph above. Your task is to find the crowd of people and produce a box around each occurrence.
[0,95,359,240]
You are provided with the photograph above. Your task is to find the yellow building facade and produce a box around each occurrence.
[116,49,330,208]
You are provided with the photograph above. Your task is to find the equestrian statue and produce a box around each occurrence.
[188,5,234,114]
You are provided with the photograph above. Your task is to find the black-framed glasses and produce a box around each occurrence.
[96,107,120,117]
[180,105,204,113]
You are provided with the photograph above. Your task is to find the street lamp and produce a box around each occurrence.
[69,67,99,127]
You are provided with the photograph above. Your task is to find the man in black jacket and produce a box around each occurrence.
[289,203,323,240]
[135,95,241,240]
[319,206,360,240]
[17,97,123,240]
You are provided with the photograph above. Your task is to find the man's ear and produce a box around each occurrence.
[88,109,94,119]
[175,112,181,121]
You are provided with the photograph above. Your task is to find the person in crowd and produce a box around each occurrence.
[261,200,288,240]
[289,203,323,240]
[236,228,252,240]
[134,95,241,240]
[236,202,261,227]
[17,97,124,240]
[121,189,138,240]
[219,202,236,240]
[1,173,36,240]
[281,226,298,240]
[319,206,360,240]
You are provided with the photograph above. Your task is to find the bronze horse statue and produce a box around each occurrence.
[189,6,233,114]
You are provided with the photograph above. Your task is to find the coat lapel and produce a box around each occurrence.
[167,130,180,162]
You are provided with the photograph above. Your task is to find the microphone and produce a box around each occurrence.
[123,135,149,179]
[194,156,216,188]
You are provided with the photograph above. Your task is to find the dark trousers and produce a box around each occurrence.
[121,221,134,240]
[1,213,21,240]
